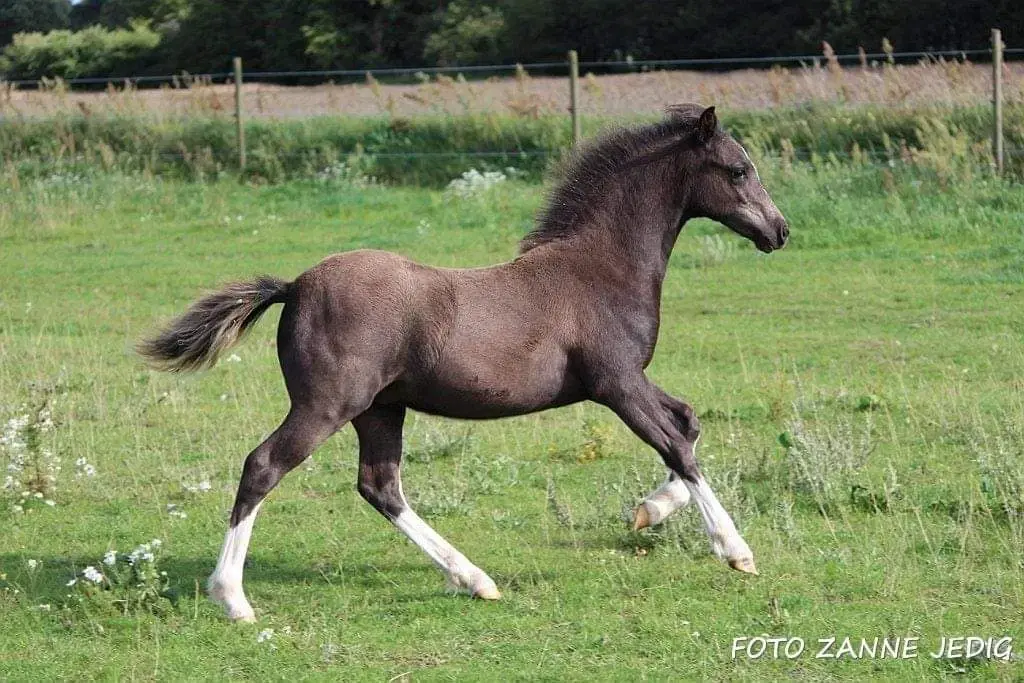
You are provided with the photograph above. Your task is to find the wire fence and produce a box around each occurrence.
[4,46,1023,88]
[4,37,1022,174]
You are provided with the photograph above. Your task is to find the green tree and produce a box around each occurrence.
[423,2,505,66]
[0,0,70,47]
[98,0,190,29]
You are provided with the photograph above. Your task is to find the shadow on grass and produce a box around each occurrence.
[0,553,437,606]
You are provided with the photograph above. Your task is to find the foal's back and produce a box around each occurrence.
[285,248,585,419]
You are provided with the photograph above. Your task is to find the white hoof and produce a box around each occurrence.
[709,533,758,575]
[471,575,502,600]
[446,569,501,600]
[632,503,652,530]
[208,578,256,622]
[728,557,759,575]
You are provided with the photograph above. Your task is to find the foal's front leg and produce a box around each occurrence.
[596,377,757,574]
[352,405,501,599]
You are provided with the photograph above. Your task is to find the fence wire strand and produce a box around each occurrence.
[3,46,1022,88]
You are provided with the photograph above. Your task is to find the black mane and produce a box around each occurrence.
[520,106,705,253]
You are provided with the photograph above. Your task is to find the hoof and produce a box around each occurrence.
[229,609,257,623]
[473,585,502,600]
[632,504,651,531]
[728,557,759,575]
[208,579,256,622]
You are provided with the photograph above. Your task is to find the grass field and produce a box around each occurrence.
[1,160,1023,680]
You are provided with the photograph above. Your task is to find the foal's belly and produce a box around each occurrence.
[395,379,586,419]
[379,348,586,419]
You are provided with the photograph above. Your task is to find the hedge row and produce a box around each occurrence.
[1,104,1020,185]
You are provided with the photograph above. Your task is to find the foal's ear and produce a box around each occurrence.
[696,106,718,145]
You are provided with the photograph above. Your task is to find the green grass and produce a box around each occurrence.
[1,162,1023,680]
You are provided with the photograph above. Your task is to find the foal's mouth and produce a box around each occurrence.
[743,227,786,254]
[753,221,789,254]
[754,235,784,253]
[726,212,788,254]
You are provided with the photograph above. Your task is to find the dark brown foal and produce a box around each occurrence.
[141,104,787,621]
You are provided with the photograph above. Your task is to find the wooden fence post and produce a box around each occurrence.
[568,50,581,145]
[233,57,246,172]
[992,29,1004,175]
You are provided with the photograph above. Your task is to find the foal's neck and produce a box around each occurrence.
[590,167,689,295]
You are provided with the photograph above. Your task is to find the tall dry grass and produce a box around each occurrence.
[1,57,1021,120]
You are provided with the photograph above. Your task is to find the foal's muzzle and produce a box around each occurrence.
[755,219,789,253]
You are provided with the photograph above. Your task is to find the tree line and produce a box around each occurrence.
[1,0,1021,80]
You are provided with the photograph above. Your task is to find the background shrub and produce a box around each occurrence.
[0,22,161,81]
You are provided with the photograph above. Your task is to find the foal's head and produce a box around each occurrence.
[673,104,789,253]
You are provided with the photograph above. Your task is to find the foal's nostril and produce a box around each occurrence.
[780,222,790,243]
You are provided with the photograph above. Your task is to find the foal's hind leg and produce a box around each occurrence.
[595,376,757,574]
[632,471,692,530]
[353,405,501,599]
[208,407,345,621]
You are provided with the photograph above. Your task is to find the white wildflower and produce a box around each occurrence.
[26,559,38,570]
[66,578,77,587]
[36,604,51,611]
[445,168,506,199]
[257,628,274,643]
[103,550,117,566]
[183,479,212,494]
[1,415,29,450]
[128,542,156,565]
[166,503,187,519]
[74,457,96,478]
[37,407,53,432]
[226,354,242,363]
[315,162,375,188]
[82,566,103,584]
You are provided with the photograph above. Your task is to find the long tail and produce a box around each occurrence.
[138,276,290,372]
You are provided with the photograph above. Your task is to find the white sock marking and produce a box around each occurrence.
[685,476,752,561]
[393,508,497,596]
[640,473,692,525]
[208,502,261,621]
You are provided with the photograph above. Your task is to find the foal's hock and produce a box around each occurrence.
[140,104,788,622]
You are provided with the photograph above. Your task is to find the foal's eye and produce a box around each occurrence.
[729,167,747,183]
